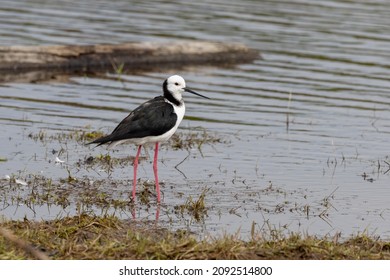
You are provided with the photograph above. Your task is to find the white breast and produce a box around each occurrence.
[150,100,185,143]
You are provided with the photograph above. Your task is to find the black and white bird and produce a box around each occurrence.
[89,75,209,203]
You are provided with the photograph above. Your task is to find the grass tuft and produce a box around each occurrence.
[174,188,209,221]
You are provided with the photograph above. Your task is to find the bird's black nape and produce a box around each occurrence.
[162,78,181,106]
[162,79,169,95]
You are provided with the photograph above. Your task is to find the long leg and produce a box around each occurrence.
[133,145,142,202]
[153,142,161,203]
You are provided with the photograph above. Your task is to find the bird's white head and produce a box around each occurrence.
[165,75,186,102]
[163,74,209,106]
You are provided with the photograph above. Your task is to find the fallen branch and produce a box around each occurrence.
[0,40,258,72]
[0,226,50,260]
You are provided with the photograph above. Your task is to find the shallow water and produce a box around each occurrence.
[1,0,390,239]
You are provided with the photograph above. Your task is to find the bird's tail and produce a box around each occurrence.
[86,135,111,147]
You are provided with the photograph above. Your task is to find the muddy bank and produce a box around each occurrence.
[1,214,390,260]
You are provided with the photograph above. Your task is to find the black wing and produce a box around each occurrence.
[89,96,177,146]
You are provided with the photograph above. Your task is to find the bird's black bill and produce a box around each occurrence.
[184,88,210,99]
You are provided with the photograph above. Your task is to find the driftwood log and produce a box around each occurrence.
[0,227,50,260]
[0,41,259,82]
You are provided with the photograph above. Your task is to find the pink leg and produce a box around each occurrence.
[153,142,161,203]
[132,145,142,202]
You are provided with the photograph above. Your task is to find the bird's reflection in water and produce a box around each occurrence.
[130,201,161,223]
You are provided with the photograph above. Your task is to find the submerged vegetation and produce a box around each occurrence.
[169,129,227,151]
[27,127,227,150]
[28,128,105,143]
[1,214,390,260]
[174,187,209,222]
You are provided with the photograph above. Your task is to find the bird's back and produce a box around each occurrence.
[90,96,178,146]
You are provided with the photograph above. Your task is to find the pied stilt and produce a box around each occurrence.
[89,75,209,203]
